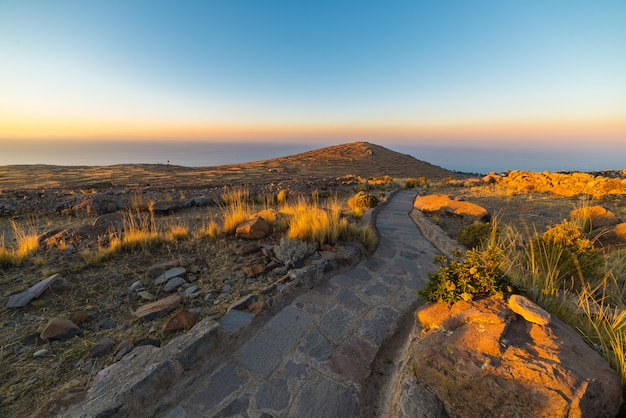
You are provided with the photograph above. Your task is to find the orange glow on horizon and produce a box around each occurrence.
[1,115,624,142]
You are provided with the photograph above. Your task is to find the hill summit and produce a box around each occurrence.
[253,141,459,180]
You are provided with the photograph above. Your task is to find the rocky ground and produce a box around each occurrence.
[1,142,625,417]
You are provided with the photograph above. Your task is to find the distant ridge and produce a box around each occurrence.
[259,141,459,180]
[0,142,462,190]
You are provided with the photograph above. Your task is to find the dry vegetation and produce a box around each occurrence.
[2,143,435,417]
[1,141,624,415]
[423,174,626,400]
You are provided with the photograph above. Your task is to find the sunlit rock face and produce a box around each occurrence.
[410,296,623,418]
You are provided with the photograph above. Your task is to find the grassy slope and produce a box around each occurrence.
[0,142,462,190]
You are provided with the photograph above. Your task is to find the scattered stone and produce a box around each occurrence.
[161,309,199,336]
[248,301,269,315]
[21,333,46,347]
[508,294,551,325]
[33,349,49,358]
[146,260,180,279]
[163,277,187,293]
[7,273,64,308]
[91,337,115,358]
[6,291,36,308]
[235,216,269,239]
[155,267,187,285]
[101,320,117,330]
[235,242,262,255]
[133,295,182,321]
[244,264,265,277]
[29,273,61,297]
[71,311,89,325]
[228,294,259,312]
[40,318,81,341]
[114,340,134,361]
[138,291,155,301]
[184,285,199,298]
[93,212,124,231]
[129,280,144,291]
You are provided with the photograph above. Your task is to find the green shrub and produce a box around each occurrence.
[530,220,603,289]
[419,246,512,304]
[457,221,492,249]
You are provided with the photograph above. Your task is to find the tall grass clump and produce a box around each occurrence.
[483,219,626,389]
[285,199,342,245]
[0,220,39,266]
[218,188,254,234]
[196,216,222,238]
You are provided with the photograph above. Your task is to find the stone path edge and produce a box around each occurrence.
[57,190,401,417]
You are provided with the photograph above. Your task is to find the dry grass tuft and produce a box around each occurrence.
[0,220,39,266]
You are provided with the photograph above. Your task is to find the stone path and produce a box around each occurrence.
[157,190,440,417]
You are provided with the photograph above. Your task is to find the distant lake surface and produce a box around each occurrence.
[1,139,624,174]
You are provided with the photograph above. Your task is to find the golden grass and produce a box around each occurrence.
[0,220,39,266]
[196,217,222,238]
[487,218,626,388]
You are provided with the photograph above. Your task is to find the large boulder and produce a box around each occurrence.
[414,194,489,219]
[570,206,620,232]
[409,296,623,418]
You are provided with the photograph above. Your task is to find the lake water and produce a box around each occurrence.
[1,139,624,174]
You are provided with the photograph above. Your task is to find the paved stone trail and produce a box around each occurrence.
[160,190,440,417]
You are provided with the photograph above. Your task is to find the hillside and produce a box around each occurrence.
[0,142,461,190]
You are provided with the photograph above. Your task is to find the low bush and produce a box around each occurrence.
[419,246,512,304]
[529,220,603,289]
[348,191,379,211]
[273,237,316,268]
[456,221,493,249]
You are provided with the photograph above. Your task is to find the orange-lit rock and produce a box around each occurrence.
[411,297,622,417]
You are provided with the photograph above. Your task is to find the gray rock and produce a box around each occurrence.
[129,280,144,291]
[6,291,35,308]
[155,267,186,285]
[29,273,61,297]
[33,349,49,358]
[163,277,187,293]
[91,337,115,358]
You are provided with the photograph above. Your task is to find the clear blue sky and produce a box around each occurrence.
[0,0,624,144]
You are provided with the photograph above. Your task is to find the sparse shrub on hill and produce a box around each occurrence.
[404,176,428,189]
[457,221,493,249]
[273,237,316,268]
[419,247,512,304]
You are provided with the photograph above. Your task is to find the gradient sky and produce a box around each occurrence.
[0,0,625,144]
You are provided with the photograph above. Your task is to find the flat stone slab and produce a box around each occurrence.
[509,294,551,325]
[237,305,313,378]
